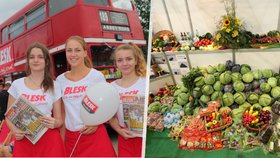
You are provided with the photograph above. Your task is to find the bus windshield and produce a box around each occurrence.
[112,0,133,11]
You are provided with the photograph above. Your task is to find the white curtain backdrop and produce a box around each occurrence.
[151,0,280,37]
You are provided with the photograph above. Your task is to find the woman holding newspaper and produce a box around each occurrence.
[56,36,116,157]
[109,42,147,157]
[5,43,66,156]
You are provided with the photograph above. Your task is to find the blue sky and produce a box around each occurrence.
[0,0,32,24]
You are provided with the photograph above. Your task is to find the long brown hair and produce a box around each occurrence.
[65,36,93,68]
[112,42,147,77]
[25,43,54,92]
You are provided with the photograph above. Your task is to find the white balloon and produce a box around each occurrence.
[80,82,120,125]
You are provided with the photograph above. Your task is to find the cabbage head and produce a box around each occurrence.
[260,82,271,93]
[233,81,245,92]
[262,69,273,78]
[204,74,216,85]
[259,94,272,106]
[217,63,226,73]
[213,81,223,91]
[222,92,234,107]
[231,72,242,82]
[194,76,205,87]
[268,77,277,88]
[253,70,263,80]
[233,92,246,105]
[247,92,259,104]
[220,72,232,84]
[202,85,214,95]
[242,72,254,83]
[271,86,280,98]
[211,91,223,101]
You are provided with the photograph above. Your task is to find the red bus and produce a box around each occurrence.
[0,0,145,83]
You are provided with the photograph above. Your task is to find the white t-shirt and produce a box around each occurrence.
[111,77,146,128]
[8,77,61,116]
[56,68,106,131]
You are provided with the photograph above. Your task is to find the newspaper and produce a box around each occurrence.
[5,95,48,144]
[122,95,145,137]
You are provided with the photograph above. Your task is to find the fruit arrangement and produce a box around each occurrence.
[205,112,232,132]
[242,106,271,132]
[194,39,213,47]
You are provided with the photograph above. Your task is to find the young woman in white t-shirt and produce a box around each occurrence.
[6,43,66,157]
[109,42,147,157]
[56,36,116,157]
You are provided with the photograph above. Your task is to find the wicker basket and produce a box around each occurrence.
[204,115,233,132]
[244,122,269,133]
[242,107,270,133]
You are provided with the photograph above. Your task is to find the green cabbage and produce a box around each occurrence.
[200,95,210,104]
[217,63,226,73]
[233,92,246,105]
[233,81,245,92]
[202,85,214,95]
[260,82,272,93]
[204,74,216,85]
[206,65,217,74]
[252,103,262,110]
[268,77,278,88]
[240,64,251,75]
[259,94,272,106]
[231,72,242,82]
[253,70,263,80]
[211,91,223,101]
[262,69,273,78]
[194,76,205,87]
[247,92,259,104]
[213,81,223,91]
[177,93,190,105]
[220,72,232,84]
[192,87,202,98]
[271,86,280,98]
[222,92,234,107]
[242,72,254,83]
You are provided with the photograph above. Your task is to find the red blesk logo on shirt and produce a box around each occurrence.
[22,94,46,102]
[64,86,87,95]
[82,95,98,113]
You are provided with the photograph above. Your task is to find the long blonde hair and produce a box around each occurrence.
[65,36,93,68]
[112,42,146,77]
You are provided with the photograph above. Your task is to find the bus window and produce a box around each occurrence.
[1,26,9,44]
[112,0,133,11]
[52,52,68,77]
[49,0,76,16]
[90,46,114,66]
[110,12,128,25]
[9,17,24,39]
[83,0,109,6]
[27,4,46,29]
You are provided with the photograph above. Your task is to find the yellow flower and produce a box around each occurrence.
[226,28,231,33]
[223,19,230,26]
[235,18,241,26]
[216,33,221,41]
[232,30,238,37]
[220,26,227,30]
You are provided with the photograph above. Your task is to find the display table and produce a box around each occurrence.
[145,130,279,158]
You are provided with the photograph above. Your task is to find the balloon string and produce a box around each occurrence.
[69,133,82,157]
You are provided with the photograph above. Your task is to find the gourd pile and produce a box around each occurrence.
[147,60,280,155]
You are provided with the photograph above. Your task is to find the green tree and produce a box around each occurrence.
[134,0,151,55]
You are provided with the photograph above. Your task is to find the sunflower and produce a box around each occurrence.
[223,19,230,26]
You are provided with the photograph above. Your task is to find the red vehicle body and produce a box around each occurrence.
[0,0,145,83]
